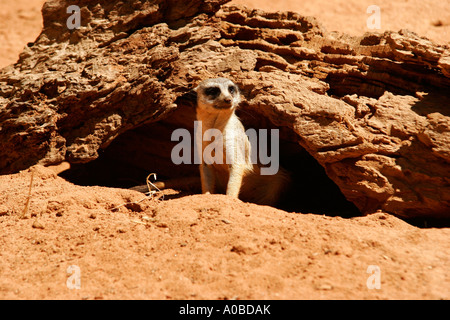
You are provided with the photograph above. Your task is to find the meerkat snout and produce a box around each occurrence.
[195,77,241,111]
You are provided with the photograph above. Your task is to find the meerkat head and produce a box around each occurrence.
[195,78,241,112]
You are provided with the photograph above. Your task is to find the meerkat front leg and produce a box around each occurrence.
[226,164,245,198]
[200,163,215,194]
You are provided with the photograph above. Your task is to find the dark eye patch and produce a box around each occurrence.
[204,86,220,98]
[228,85,236,94]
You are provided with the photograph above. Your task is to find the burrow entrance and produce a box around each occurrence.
[60,104,361,217]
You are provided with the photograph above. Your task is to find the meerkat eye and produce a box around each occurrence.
[204,86,220,98]
[228,85,236,94]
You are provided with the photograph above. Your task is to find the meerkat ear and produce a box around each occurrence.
[175,88,197,108]
[190,88,198,101]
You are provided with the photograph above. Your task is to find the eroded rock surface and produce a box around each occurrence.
[0,0,449,218]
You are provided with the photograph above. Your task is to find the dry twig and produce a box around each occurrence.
[19,169,34,219]
[111,173,164,212]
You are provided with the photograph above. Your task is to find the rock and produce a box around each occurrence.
[0,205,10,216]
[315,284,333,291]
[0,0,449,218]
[230,244,257,255]
[32,219,45,229]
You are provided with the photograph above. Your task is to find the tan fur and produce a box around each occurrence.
[195,78,290,206]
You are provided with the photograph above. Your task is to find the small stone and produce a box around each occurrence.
[32,220,45,229]
[316,284,333,291]
[230,244,257,255]
[0,205,10,216]
[156,222,168,228]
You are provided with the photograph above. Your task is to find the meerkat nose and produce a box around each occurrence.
[223,97,232,104]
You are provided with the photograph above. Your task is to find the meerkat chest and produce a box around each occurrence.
[205,130,250,171]
[201,129,229,167]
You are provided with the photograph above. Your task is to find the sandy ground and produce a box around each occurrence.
[1,165,449,299]
[0,0,46,68]
[0,0,449,300]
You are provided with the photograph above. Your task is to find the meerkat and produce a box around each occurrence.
[194,77,290,206]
